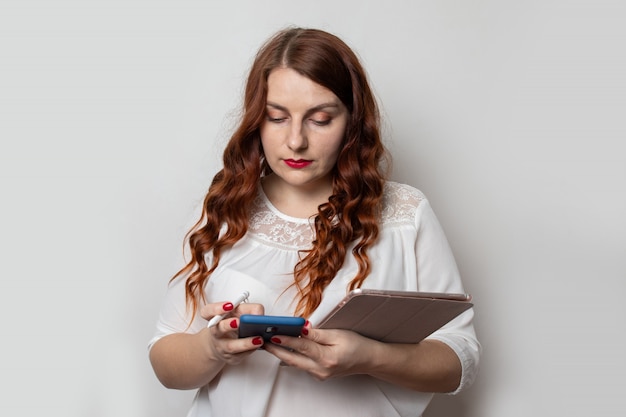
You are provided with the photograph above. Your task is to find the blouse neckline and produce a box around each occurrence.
[258,183,314,225]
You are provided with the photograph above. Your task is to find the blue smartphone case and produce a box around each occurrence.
[238,315,305,341]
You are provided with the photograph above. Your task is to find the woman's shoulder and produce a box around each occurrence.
[380,181,427,226]
[383,181,426,201]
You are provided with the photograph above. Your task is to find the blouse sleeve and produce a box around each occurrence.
[147,274,206,352]
[413,196,481,394]
[148,225,222,352]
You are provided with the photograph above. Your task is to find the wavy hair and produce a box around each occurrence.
[174,27,388,319]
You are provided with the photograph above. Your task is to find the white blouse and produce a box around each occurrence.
[149,181,480,417]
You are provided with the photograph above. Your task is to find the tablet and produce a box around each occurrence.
[316,289,473,343]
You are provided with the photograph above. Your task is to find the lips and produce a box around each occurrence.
[284,159,312,169]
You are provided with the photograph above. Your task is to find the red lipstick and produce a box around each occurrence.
[284,159,312,169]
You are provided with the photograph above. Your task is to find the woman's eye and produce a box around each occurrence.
[267,116,286,123]
[311,118,331,126]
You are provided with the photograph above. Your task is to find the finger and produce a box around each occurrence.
[266,335,317,360]
[264,341,303,363]
[211,317,240,339]
[211,317,267,349]
[202,301,265,324]
[265,338,343,382]
[264,341,321,373]
[213,336,265,364]
[299,326,330,345]
[300,320,311,337]
[206,321,265,360]
[233,302,265,316]
[200,300,237,322]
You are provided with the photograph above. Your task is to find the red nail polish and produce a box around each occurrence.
[252,337,263,346]
[270,337,281,344]
[223,302,234,311]
[301,328,309,336]
[229,319,238,329]
[304,320,310,327]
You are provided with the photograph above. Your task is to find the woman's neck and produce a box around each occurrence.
[261,174,332,219]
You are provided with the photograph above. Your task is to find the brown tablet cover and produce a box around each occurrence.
[317,289,473,343]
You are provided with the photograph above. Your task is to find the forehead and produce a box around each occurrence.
[266,67,341,107]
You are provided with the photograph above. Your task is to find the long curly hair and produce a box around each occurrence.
[174,27,388,319]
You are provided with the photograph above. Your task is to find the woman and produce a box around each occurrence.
[149,27,480,417]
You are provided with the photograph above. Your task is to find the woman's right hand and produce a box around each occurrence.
[149,300,266,389]
[200,301,266,365]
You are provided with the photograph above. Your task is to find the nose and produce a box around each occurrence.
[287,123,308,151]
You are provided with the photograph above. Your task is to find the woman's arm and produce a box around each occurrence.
[264,326,461,392]
[365,338,461,392]
[149,302,265,390]
[149,328,225,390]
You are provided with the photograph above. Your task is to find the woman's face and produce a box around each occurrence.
[260,67,348,194]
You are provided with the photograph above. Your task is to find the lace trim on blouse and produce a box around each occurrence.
[247,182,424,250]
[380,181,425,226]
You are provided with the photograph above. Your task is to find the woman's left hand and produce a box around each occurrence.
[263,324,381,380]
[264,322,463,392]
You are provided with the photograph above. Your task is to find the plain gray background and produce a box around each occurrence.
[1,1,624,416]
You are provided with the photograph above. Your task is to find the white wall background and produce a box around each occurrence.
[1,1,624,416]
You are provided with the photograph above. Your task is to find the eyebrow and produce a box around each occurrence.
[265,101,342,115]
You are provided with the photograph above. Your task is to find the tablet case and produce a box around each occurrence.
[317,289,473,343]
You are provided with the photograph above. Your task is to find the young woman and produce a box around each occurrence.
[149,27,480,417]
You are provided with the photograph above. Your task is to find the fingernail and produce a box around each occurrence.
[301,328,309,336]
[229,319,238,329]
[223,302,234,311]
[304,320,310,327]
[270,337,281,344]
[252,337,263,346]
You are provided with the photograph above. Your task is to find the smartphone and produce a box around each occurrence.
[238,315,306,341]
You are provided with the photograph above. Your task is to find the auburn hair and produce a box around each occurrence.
[173,27,388,319]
